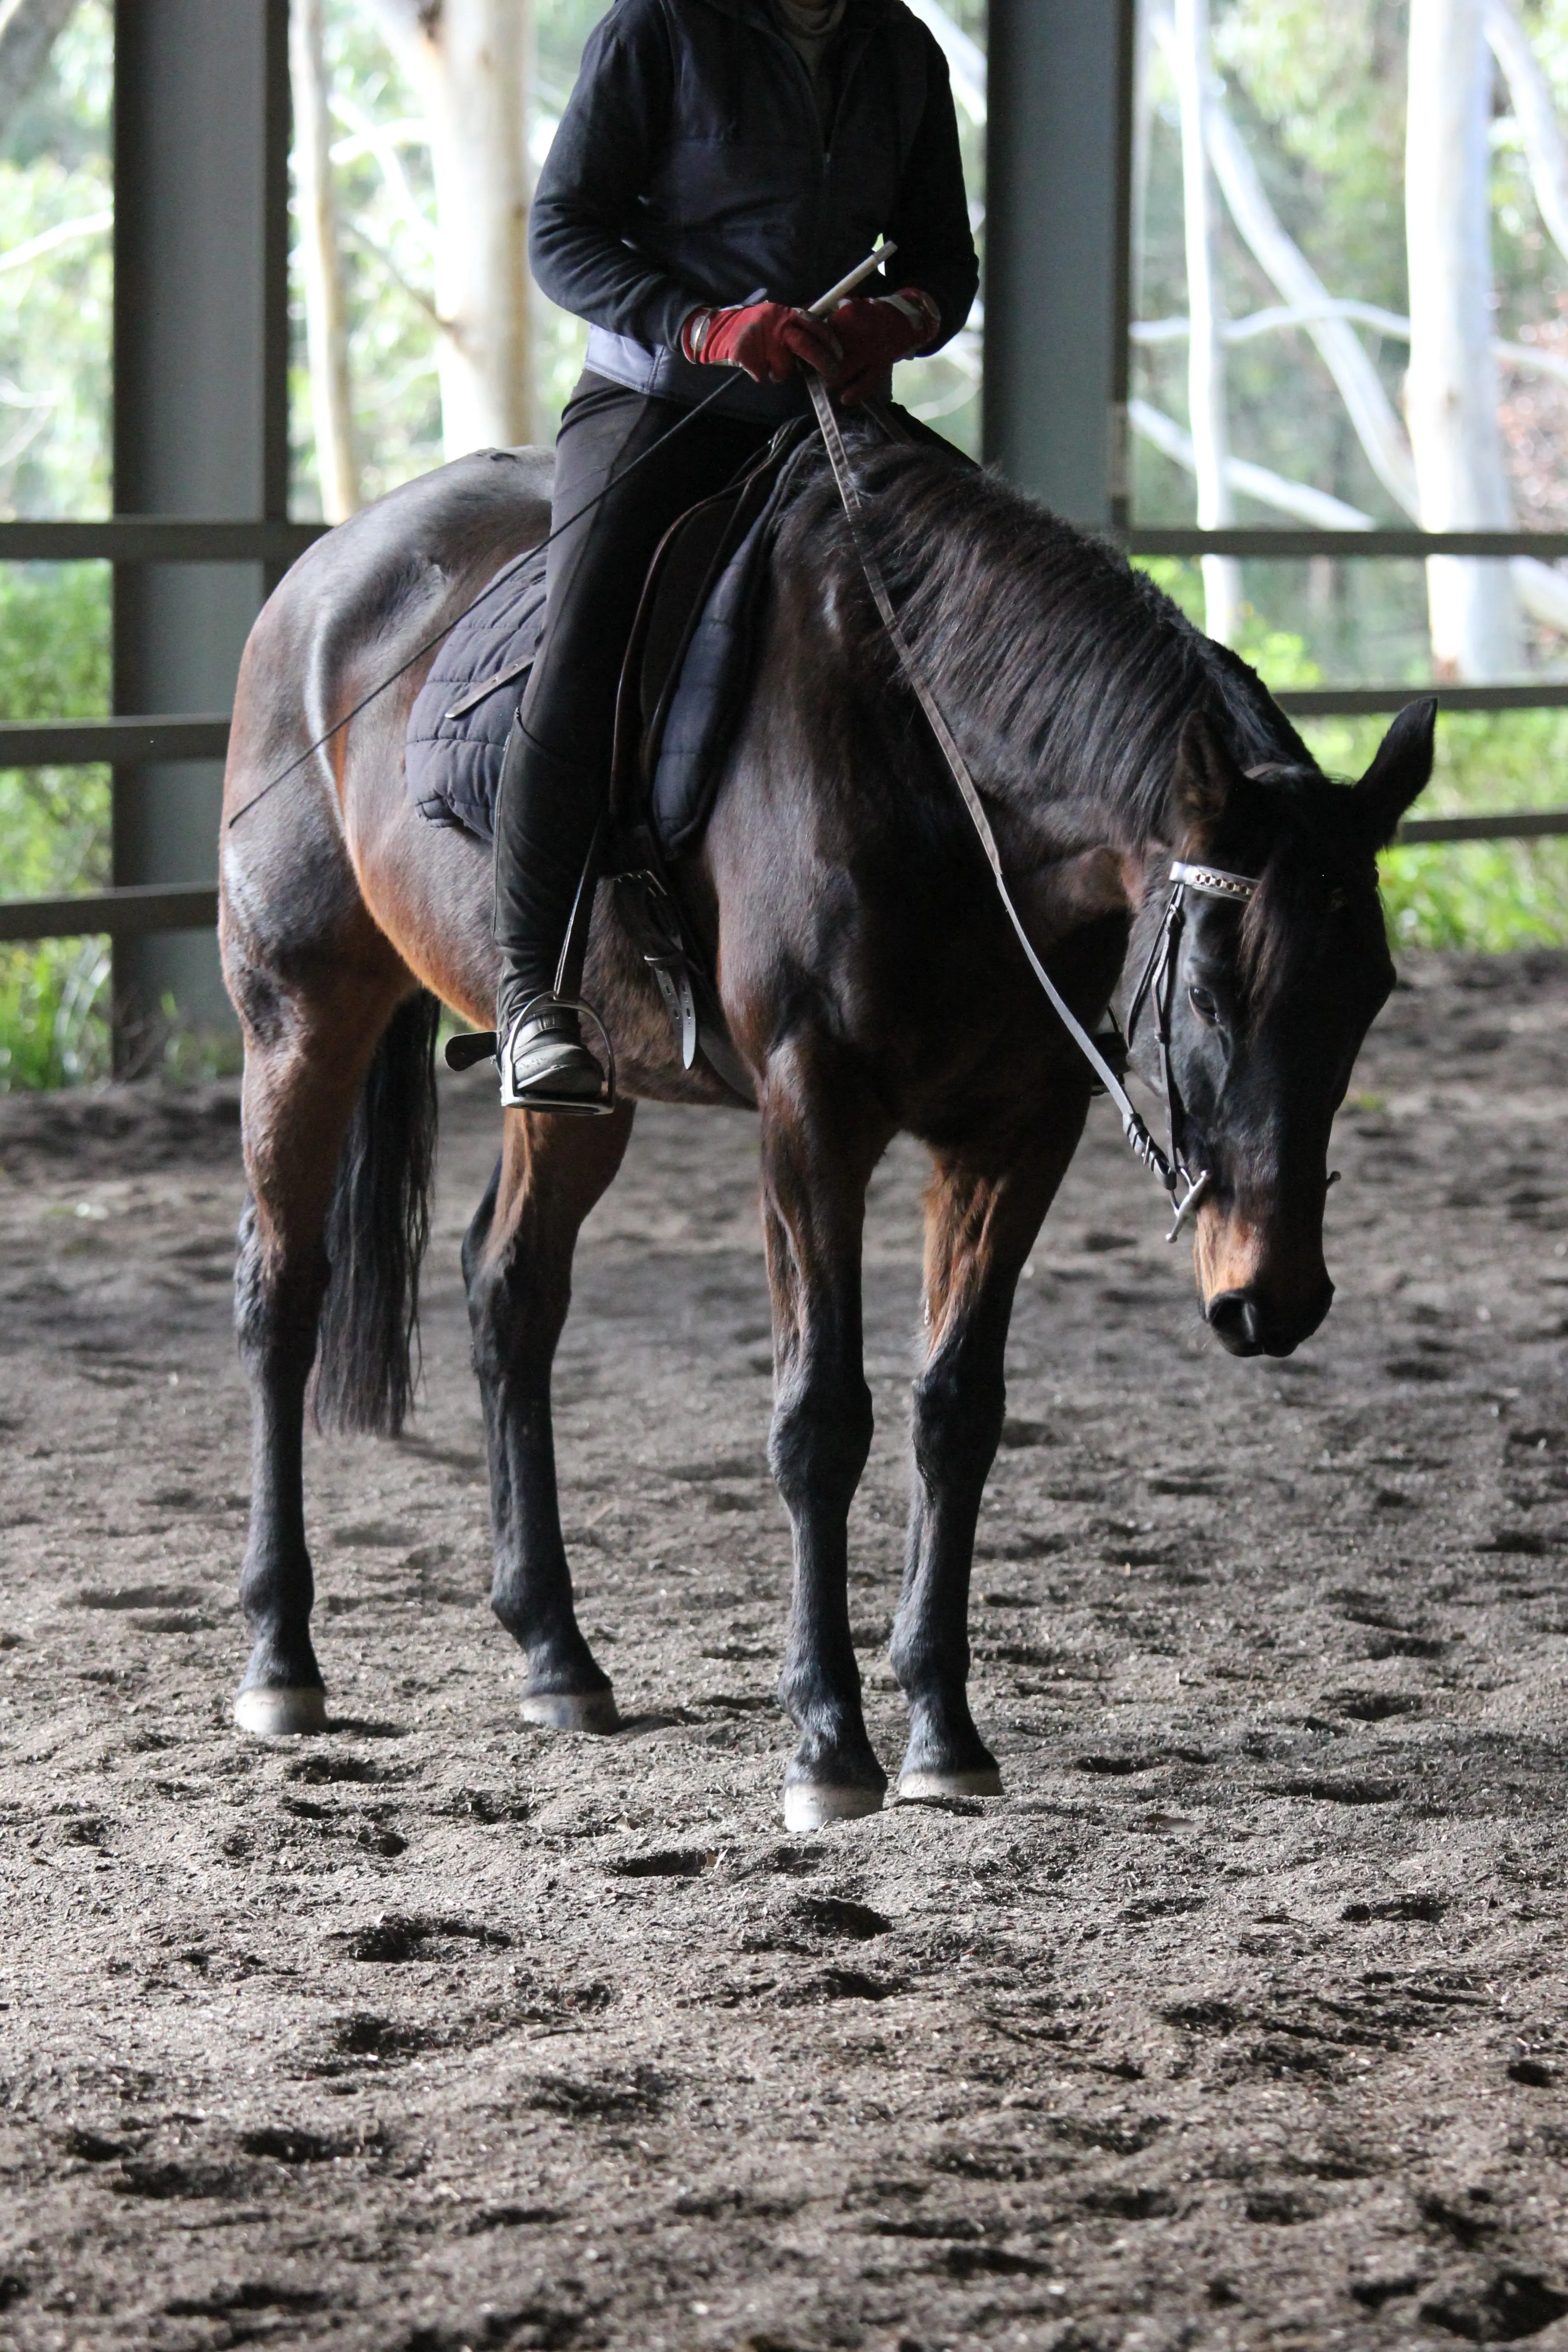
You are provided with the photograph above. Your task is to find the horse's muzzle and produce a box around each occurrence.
[1205,1276,1334,1358]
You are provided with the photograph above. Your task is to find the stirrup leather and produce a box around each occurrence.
[498,994,616,1116]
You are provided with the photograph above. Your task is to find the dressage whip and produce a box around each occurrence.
[225,245,897,833]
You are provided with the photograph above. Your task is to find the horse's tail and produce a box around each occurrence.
[310,989,441,1437]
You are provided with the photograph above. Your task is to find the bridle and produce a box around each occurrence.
[808,372,1259,1242]
[1118,859,1258,1239]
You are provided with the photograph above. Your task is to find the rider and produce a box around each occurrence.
[493,0,980,1108]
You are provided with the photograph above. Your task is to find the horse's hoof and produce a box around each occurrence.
[233,1685,327,1737]
[519,1688,619,1734]
[898,1765,1004,1801]
[782,1780,885,1833]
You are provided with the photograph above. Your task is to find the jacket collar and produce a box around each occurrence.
[690,0,895,32]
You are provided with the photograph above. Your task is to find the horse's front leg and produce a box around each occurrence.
[891,1122,1083,1798]
[760,1043,894,1829]
[464,1102,635,1730]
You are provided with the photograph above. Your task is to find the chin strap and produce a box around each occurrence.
[806,372,1259,1238]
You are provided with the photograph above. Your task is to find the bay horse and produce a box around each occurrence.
[218,426,1433,1829]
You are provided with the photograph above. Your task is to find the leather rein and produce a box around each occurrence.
[806,373,1258,1244]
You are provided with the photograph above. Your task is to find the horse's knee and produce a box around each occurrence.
[911,1350,1005,1492]
[769,1372,873,1515]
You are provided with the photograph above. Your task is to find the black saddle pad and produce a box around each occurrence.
[404,441,806,855]
[404,545,548,842]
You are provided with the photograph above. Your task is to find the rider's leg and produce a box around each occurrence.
[492,377,773,1106]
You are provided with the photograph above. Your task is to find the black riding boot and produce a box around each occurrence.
[492,716,607,1111]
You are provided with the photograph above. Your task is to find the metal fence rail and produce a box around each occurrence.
[0,514,319,948]
[1,519,1566,944]
[0,517,323,564]
[1128,524,1568,721]
[0,884,218,943]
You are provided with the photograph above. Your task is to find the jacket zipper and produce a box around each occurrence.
[753,17,877,296]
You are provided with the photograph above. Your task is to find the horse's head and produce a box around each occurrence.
[1124,700,1435,1359]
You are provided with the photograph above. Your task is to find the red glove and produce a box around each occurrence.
[824,288,942,404]
[682,299,840,384]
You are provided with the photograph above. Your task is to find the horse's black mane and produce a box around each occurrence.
[776,435,1384,1011]
[780,436,1316,842]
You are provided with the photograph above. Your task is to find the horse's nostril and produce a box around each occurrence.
[1206,1289,1264,1355]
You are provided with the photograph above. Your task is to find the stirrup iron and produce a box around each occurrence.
[498,993,617,1117]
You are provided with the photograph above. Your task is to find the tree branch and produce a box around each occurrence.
[0,207,111,277]
[1149,0,1420,520]
[1132,398,1568,639]
[366,0,441,78]
[1135,303,1568,390]
[330,94,437,256]
[0,0,78,146]
[340,220,442,333]
[1486,0,1568,262]
[1130,397,1377,529]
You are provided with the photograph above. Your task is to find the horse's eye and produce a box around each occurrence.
[1189,984,1219,1025]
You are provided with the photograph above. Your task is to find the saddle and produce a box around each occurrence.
[407,402,927,1099]
[404,418,814,868]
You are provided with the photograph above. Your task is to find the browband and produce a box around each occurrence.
[1170,861,1256,901]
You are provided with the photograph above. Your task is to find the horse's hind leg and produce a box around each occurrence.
[761,1044,894,1830]
[890,1121,1083,1798]
[231,967,410,1734]
[464,1102,636,1728]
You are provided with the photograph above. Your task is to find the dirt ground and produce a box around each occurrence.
[0,950,1567,2352]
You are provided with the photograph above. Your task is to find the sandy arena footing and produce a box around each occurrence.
[0,950,1566,2351]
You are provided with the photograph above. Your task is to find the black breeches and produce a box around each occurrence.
[492,373,779,1004]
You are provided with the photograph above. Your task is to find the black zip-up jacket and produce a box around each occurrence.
[530,0,979,414]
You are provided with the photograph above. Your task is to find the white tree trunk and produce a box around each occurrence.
[1173,0,1241,643]
[1406,0,1522,679]
[1152,0,1419,516]
[373,0,534,460]
[291,0,359,523]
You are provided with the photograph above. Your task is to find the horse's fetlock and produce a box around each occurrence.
[238,1616,321,1694]
[888,1624,967,1699]
[239,1543,314,1627]
[901,1694,995,1785]
[497,1611,610,1698]
[776,1654,854,1736]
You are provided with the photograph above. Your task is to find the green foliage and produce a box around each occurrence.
[0,6,115,1091]
[1135,556,1326,685]
[0,563,113,1088]
[0,1,112,519]
[1135,561,1568,951]
[1301,710,1568,952]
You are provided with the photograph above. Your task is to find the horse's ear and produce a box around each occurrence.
[1354,697,1436,848]
[1167,710,1242,845]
